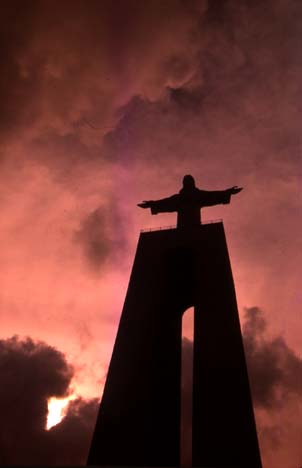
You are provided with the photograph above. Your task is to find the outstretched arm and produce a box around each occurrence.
[137,200,154,209]
[137,194,179,215]
[227,186,243,195]
[198,186,243,207]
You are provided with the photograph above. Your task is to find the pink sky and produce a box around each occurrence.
[0,1,302,466]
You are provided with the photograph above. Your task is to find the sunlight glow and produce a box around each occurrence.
[181,307,194,468]
[182,306,194,341]
[46,395,76,430]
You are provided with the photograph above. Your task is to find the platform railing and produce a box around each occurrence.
[140,218,223,233]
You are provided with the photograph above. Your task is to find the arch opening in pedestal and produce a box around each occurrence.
[180,306,194,468]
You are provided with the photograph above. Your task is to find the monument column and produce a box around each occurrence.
[88,223,262,468]
[88,228,194,467]
[192,223,262,467]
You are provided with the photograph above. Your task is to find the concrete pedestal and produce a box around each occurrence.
[88,223,262,468]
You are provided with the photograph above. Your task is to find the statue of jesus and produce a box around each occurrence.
[138,175,242,228]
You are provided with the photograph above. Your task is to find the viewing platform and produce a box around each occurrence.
[140,219,223,233]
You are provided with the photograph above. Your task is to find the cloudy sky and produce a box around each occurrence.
[0,1,301,466]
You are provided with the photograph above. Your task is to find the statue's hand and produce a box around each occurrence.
[137,200,153,209]
[229,186,243,195]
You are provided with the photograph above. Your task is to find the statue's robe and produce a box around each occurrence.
[149,187,231,228]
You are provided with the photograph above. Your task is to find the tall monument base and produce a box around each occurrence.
[88,223,262,468]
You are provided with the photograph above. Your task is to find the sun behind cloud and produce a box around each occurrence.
[46,395,76,430]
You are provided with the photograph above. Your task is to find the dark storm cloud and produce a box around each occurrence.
[0,0,202,155]
[242,308,302,463]
[180,308,302,411]
[74,208,111,269]
[243,307,302,409]
[168,86,205,111]
[1,0,301,174]
[44,397,99,465]
[0,335,98,464]
[0,2,40,138]
[1,317,301,464]
[103,90,209,166]
[74,202,127,271]
[0,335,72,433]
[103,0,302,170]
[180,309,302,462]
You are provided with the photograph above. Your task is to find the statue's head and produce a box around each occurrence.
[182,174,195,189]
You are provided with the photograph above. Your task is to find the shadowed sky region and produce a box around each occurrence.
[0,1,301,467]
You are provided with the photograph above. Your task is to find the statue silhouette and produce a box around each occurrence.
[89,178,262,467]
[138,175,243,228]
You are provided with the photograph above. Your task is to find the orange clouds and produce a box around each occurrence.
[0,2,302,466]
